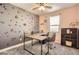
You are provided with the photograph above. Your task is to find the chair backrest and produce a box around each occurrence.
[46,32,49,36]
[52,33,56,42]
[48,32,56,42]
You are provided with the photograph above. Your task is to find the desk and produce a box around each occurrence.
[23,33,50,55]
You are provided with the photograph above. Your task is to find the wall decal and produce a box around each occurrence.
[6,43,10,46]
[21,19,23,21]
[0,11,4,14]
[0,21,5,24]
[12,7,15,9]
[21,16,23,17]
[0,4,39,49]
[8,24,11,27]
[17,11,20,14]
[19,25,21,27]
[23,23,26,26]
[7,13,10,15]
[15,24,17,26]
[40,23,44,25]
[15,15,18,19]
[5,32,8,35]
[14,31,16,33]
[3,5,7,10]
[10,19,13,22]
[44,20,47,23]
[19,31,21,33]
[6,35,8,37]
[10,29,14,32]
[16,21,18,23]
[11,37,16,41]
[3,5,5,8]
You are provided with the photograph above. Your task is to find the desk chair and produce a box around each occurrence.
[45,32,56,49]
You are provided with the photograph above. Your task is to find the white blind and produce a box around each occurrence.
[50,15,60,32]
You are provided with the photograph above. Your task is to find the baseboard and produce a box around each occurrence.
[0,40,37,53]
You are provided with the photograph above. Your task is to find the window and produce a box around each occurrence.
[50,15,60,33]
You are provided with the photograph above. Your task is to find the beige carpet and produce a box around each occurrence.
[0,41,79,55]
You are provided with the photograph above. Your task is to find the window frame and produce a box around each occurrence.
[49,15,60,33]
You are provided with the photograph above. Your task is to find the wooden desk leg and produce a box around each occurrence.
[23,37,25,50]
[41,41,43,55]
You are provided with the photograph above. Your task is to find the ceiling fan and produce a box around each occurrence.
[32,3,52,11]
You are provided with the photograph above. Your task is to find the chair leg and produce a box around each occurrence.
[47,38,50,54]
[41,41,43,55]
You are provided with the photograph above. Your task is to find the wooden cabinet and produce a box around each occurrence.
[61,28,79,49]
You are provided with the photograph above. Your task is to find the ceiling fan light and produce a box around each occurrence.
[38,6,45,11]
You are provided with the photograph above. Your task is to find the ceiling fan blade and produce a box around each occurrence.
[45,6,52,9]
[32,7,39,10]
[32,4,40,10]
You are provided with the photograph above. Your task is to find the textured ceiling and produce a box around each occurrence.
[11,3,77,15]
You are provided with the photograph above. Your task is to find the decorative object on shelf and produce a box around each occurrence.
[66,29,70,34]
[69,21,79,28]
[66,41,72,46]
[66,29,72,34]
[69,22,76,28]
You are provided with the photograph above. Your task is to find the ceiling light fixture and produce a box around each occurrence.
[32,3,52,11]
[38,6,45,11]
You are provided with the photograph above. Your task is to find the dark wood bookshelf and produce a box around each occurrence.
[61,28,79,49]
